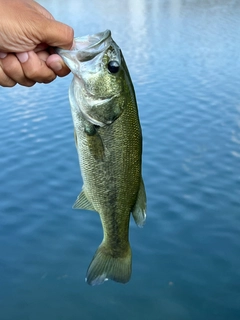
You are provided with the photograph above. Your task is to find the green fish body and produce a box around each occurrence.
[58,30,146,285]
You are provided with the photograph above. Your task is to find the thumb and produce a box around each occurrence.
[39,19,74,50]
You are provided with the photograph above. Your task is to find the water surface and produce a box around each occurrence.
[1,1,240,319]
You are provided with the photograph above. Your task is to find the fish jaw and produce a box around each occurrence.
[56,30,113,77]
[73,30,112,53]
[58,30,124,127]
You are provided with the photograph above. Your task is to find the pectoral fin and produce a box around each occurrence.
[84,122,105,161]
[73,189,95,211]
[132,178,147,227]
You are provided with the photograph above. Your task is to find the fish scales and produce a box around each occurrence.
[74,85,140,250]
[57,30,146,285]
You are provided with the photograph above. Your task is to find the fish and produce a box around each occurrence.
[57,30,146,286]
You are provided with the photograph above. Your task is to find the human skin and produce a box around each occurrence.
[0,0,74,87]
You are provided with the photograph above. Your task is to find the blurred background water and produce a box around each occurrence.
[1,0,240,319]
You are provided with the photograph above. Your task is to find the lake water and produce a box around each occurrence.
[1,0,240,319]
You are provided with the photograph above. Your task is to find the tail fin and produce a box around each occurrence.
[86,243,132,286]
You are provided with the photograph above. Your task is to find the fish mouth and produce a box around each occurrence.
[74,30,111,51]
[75,30,112,62]
[57,30,112,61]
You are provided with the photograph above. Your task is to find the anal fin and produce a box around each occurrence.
[73,190,95,211]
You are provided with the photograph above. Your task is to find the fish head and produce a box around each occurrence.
[57,30,129,126]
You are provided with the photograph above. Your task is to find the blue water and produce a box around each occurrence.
[1,0,240,319]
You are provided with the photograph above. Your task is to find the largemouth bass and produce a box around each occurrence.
[57,30,146,286]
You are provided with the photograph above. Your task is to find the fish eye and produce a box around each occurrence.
[107,60,120,74]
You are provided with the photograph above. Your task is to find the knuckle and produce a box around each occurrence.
[21,80,35,87]
[25,66,41,79]
[23,61,56,83]
[0,77,16,87]
[55,65,71,78]
[43,73,56,83]
[0,67,16,87]
[2,55,20,74]
[0,81,16,87]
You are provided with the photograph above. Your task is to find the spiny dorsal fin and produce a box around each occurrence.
[73,190,95,211]
[132,178,147,227]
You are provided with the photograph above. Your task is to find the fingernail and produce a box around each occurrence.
[52,62,62,72]
[0,52,7,59]
[16,52,29,63]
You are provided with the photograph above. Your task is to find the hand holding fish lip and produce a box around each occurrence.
[0,50,68,87]
[0,0,73,87]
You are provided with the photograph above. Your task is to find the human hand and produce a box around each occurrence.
[0,0,74,87]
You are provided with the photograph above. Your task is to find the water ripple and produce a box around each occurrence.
[1,1,240,319]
